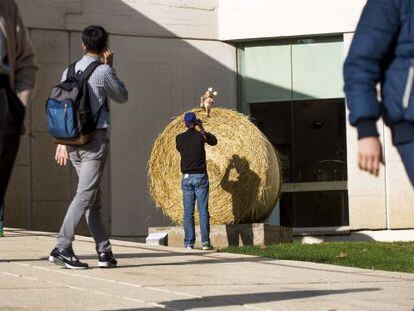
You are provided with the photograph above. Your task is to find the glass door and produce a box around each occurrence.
[238,37,349,229]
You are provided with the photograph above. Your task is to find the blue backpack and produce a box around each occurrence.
[46,61,106,145]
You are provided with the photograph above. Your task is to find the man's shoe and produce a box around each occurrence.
[185,244,194,250]
[48,247,89,270]
[98,251,117,268]
[202,242,213,250]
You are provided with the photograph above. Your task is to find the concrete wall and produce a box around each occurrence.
[109,37,236,235]
[5,0,237,236]
[219,0,366,41]
[384,129,414,229]
[18,0,219,39]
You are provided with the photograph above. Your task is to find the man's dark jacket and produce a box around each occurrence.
[344,0,414,144]
[176,128,217,174]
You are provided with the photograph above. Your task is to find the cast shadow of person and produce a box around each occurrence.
[220,155,261,247]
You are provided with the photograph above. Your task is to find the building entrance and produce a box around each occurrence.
[238,37,348,229]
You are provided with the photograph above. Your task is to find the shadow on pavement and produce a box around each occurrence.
[104,288,381,310]
[0,251,273,266]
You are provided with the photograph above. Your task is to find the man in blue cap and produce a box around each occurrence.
[176,112,217,250]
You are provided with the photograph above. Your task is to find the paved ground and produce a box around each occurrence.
[0,228,413,311]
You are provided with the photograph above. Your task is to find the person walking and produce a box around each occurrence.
[176,112,217,250]
[344,0,414,186]
[0,0,37,237]
[49,25,128,269]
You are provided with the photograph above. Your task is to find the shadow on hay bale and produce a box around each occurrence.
[148,107,282,225]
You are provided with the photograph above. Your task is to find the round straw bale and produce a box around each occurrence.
[148,107,282,225]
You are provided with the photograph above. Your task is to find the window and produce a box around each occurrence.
[238,37,348,228]
[250,99,348,227]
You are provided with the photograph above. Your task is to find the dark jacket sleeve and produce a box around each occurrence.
[343,0,400,139]
[204,132,217,146]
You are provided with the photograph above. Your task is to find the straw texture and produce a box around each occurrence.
[149,108,282,225]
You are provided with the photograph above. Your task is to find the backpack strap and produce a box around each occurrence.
[80,60,102,81]
[82,60,109,113]
[67,62,77,79]
[93,99,108,124]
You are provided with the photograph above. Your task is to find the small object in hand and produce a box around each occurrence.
[200,87,218,117]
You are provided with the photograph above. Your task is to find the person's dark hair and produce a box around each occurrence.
[82,25,108,53]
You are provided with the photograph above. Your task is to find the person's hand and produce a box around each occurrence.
[358,136,383,176]
[55,144,69,166]
[197,119,205,130]
[102,49,114,67]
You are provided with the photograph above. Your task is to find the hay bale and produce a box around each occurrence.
[148,108,282,225]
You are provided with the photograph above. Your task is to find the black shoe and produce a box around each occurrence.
[98,251,117,268]
[202,242,214,251]
[49,247,89,270]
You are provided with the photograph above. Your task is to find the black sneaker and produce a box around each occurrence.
[202,242,213,250]
[98,251,117,268]
[49,247,89,270]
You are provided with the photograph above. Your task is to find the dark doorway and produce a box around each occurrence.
[251,99,349,227]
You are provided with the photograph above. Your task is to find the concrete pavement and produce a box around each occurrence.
[0,228,413,311]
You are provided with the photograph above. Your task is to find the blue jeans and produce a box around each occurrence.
[182,173,210,246]
[397,141,414,187]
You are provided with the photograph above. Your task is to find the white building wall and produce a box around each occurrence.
[219,0,366,41]
[18,0,219,39]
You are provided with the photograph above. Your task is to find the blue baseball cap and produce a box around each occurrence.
[184,112,197,125]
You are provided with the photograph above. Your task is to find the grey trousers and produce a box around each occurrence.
[56,131,111,252]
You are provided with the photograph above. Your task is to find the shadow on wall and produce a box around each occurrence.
[220,155,261,224]
[219,155,258,246]
[9,0,313,237]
